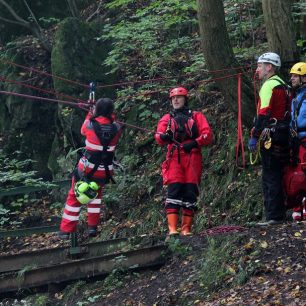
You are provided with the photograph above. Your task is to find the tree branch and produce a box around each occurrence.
[0,16,30,28]
[0,0,29,26]
[0,0,51,52]
[66,0,79,18]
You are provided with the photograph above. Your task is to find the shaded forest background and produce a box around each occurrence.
[0,0,305,233]
[0,0,306,305]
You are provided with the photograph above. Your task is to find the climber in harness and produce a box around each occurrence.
[155,87,213,236]
[59,97,123,239]
[248,52,291,226]
[283,62,306,221]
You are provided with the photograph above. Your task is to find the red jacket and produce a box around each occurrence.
[155,109,213,185]
[155,111,212,148]
[78,112,122,180]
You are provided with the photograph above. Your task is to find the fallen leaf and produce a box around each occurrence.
[260,241,268,248]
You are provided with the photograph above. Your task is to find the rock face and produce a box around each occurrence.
[50,17,116,179]
[0,17,115,180]
[0,41,56,180]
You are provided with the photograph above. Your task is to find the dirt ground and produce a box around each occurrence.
[87,223,305,306]
[0,222,305,306]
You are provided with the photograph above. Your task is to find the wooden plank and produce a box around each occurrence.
[0,238,129,273]
[0,245,167,294]
[0,180,71,197]
[0,224,59,238]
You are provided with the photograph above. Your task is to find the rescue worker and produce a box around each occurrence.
[285,62,306,220]
[248,52,291,226]
[155,87,213,236]
[59,98,122,238]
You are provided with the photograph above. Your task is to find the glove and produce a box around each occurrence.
[248,137,258,153]
[182,140,198,153]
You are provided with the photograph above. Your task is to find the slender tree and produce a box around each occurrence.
[196,0,254,126]
[0,0,51,51]
[262,0,299,66]
[66,0,79,18]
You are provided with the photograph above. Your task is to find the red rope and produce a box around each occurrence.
[199,225,247,236]
[1,57,255,90]
[0,90,89,111]
[253,72,258,111]
[0,58,89,89]
[96,65,254,89]
[235,73,245,168]
[0,75,86,103]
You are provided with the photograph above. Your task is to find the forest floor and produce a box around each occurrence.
[91,222,306,306]
[0,219,305,306]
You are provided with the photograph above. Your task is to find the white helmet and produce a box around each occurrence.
[257,52,281,67]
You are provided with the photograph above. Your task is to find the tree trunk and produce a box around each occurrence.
[196,0,254,126]
[262,0,299,69]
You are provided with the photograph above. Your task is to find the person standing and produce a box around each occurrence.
[155,87,213,236]
[59,98,122,238]
[284,62,306,220]
[248,53,291,226]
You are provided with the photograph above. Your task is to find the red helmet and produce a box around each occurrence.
[169,87,188,98]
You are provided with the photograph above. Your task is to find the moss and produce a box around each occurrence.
[0,46,56,179]
[51,17,116,99]
[50,18,117,177]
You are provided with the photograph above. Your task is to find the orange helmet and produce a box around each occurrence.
[169,87,188,98]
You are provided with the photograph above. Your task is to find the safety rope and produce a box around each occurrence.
[0,57,255,90]
[0,90,89,111]
[253,71,258,111]
[199,225,247,236]
[0,58,89,89]
[249,131,270,165]
[1,69,252,170]
[0,71,250,110]
[0,75,86,103]
[235,73,245,168]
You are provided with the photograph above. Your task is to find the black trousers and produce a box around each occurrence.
[261,148,286,221]
[165,182,198,211]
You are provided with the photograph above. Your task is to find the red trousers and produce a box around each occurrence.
[60,177,103,233]
[283,144,306,209]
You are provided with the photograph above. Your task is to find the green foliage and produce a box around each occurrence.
[63,281,87,305]
[224,0,263,48]
[166,237,192,256]
[0,150,53,189]
[0,150,55,226]
[198,237,235,293]
[39,17,61,27]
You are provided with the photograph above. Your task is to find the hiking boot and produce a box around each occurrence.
[58,231,70,240]
[167,213,179,235]
[88,226,97,237]
[292,210,306,221]
[256,219,285,226]
[181,215,193,236]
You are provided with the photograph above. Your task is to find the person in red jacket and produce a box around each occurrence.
[155,87,213,236]
[59,98,122,238]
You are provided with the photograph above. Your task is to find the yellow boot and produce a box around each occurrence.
[167,213,179,235]
[181,215,193,236]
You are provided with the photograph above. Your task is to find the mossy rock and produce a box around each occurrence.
[0,45,56,180]
[50,17,116,177]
